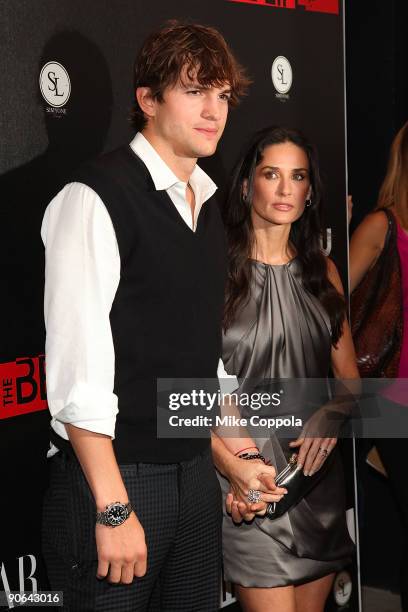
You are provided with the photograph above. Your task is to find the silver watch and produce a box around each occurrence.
[96,501,133,527]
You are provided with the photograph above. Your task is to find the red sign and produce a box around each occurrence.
[229,0,295,9]
[0,355,47,419]
[297,0,339,14]
[228,0,339,13]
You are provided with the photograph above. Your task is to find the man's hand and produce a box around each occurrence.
[95,511,147,584]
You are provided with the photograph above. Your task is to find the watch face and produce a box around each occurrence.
[106,503,127,526]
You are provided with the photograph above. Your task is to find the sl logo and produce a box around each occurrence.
[39,61,71,107]
[333,569,352,606]
[271,56,292,95]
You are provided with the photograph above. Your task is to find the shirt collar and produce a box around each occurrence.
[130,132,217,203]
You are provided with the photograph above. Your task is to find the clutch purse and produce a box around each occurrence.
[266,451,334,520]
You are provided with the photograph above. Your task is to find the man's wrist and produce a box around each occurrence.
[96,501,133,527]
[96,498,129,512]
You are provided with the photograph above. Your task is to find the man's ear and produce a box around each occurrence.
[136,87,157,120]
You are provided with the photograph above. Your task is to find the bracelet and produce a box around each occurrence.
[238,452,266,463]
[234,445,259,457]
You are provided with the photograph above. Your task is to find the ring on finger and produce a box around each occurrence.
[247,489,262,503]
[319,447,329,457]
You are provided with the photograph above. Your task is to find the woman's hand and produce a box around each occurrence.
[224,457,287,523]
[289,436,337,476]
[227,457,286,504]
[225,489,264,522]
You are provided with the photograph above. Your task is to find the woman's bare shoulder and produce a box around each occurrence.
[352,209,390,249]
[364,209,389,229]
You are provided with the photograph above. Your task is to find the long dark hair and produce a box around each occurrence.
[223,126,345,345]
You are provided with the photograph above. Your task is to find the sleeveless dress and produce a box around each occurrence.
[397,223,408,377]
[218,258,354,587]
[380,220,408,404]
[368,219,408,610]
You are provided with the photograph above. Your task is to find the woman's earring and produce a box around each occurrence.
[305,198,312,208]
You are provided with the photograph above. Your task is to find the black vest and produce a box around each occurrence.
[68,145,226,462]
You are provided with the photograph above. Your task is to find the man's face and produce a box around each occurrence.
[150,70,231,160]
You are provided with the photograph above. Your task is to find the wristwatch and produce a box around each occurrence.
[96,501,133,527]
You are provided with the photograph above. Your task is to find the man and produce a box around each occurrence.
[41,20,249,611]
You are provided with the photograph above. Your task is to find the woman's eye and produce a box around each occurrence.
[293,174,305,181]
[265,171,278,180]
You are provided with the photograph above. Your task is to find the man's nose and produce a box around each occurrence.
[202,94,221,120]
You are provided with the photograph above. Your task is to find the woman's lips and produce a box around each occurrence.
[272,203,294,211]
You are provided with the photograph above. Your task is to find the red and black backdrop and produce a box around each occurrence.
[1,1,359,609]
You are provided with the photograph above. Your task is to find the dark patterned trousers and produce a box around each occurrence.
[375,438,408,612]
[42,446,222,611]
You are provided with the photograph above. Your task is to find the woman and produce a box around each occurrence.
[349,120,408,611]
[214,126,358,612]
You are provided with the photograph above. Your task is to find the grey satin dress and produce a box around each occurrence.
[219,258,354,587]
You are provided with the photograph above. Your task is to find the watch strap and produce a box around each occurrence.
[96,501,132,526]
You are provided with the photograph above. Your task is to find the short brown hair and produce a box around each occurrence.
[131,20,250,131]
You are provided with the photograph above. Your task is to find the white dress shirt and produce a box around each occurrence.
[41,132,235,456]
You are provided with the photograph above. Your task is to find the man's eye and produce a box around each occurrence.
[219,93,231,101]
[187,90,201,95]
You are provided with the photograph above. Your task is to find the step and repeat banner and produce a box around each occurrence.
[1,0,359,609]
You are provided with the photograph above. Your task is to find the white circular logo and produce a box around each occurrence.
[333,570,352,606]
[271,56,292,94]
[39,61,71,107]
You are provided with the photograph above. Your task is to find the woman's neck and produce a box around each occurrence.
[251,223,294,265]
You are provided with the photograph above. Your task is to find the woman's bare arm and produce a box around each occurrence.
[349,211,389,293]
[327,259,359,380]
[290,260,360,474]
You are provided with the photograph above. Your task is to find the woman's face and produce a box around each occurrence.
[249,142,312,227]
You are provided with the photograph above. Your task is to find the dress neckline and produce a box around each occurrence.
[249,256,298,268]
[397,223,408,239]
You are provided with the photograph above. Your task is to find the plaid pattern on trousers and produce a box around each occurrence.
[42,446,222,611]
